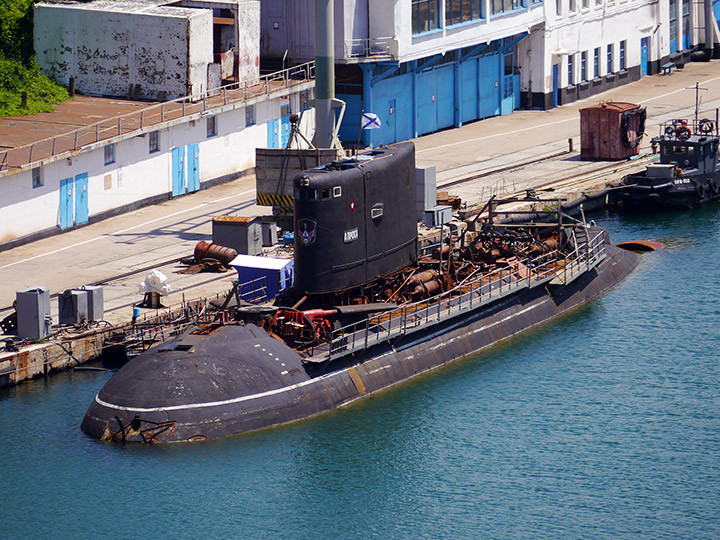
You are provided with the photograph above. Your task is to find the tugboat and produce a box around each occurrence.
[620,115,720,209]
[81,142,640,443]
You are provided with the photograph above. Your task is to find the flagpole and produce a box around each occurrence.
[356,109,364,155]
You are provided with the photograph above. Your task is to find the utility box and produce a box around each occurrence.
[580,102,646,160]
[16,287,52,340]
[212,216,262,256]
[58,289,88,326]
[416,165,437,220]
[260,217,278,247]
[78,285,104,322]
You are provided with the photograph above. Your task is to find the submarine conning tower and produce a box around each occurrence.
[293,142,418,294]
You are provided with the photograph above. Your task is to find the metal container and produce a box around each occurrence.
[16,287,52,340]
[580,102,646,161]
[212,216,262,255]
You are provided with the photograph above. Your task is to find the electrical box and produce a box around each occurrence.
[79,285,104,321]
[424,205,452,227]
[416,165,437,220]
[212,215,262,255]
[16,287,52,340]
[58,289,88,325]
[260,217,278,247]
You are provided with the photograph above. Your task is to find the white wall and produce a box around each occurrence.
[0,89,316,245]
[34,3,214,101]
[541,0,658,91]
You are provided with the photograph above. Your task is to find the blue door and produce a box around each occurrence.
[460,59,478,123]
[385,99,397,143]
[280,105,291,148]
[436,65,455,130]
[74,173,88,225]
[187,143,199,193]
[477,55,500,119]
[552,64,559,107]
[171,147,185,197]
[59,177,74,229]
[640,38,648,77]
[416,70,438,136]
[267,119,279,148]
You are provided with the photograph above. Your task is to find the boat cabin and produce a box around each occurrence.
[659,137,719,173]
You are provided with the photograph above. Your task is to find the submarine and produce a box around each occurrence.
[81,142,639,443]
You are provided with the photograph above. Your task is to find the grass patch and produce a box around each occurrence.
[0,56,69,116]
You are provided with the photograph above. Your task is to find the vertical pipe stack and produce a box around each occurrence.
[314,0,335,149]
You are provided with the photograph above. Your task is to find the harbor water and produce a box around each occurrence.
[1,206,719,539]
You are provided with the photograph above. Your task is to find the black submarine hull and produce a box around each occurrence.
[81,243,639,443]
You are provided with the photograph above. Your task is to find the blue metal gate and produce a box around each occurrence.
[187,143,199,193]
[74,173,88,225]
[172,147,185,197]
[460,59,478,124]
[267,119,279,148]
[59,177,74,229]
[478,55,500,119]
[640,38,649,77]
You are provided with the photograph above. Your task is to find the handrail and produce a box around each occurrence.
[325,228,607,360]
[0,61,315,172]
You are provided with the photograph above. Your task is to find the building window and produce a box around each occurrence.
[412,0,439,34]
[246,105,255,127]
[104,144,115,165]
[669,0,678,54]
[149,131,159,153]
[582,0,588,8]
[607,43,614,74]
[32,167,42,188]
[446,0,483,25]
[569,0,576,11]
[207,115,217,137]
[593,47,600,78]
[568,54,574,86]
[580,51,587,81]
[595,0,602,5]
[556,0,562,14]
[491,0,526,16]
[619,40,626,71]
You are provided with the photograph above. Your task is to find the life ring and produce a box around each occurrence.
[698,118,714,134]
[696,183,706,200]
[709,179,720,194]
[676,126,692,141]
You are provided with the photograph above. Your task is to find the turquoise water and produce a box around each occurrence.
[2,207,719,539]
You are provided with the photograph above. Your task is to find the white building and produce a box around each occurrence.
[261,0,720,146]
[0,73,315,248]
[35,0,261,101]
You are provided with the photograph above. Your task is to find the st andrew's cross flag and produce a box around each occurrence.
[361,112,381,129]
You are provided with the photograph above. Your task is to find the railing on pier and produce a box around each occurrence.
[322,228,607,361]
[0,62,315,172]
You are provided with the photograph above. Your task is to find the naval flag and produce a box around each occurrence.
[361,112,381,130]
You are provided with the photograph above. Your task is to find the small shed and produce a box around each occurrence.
[229,255,294,301]
[580,102,646,160]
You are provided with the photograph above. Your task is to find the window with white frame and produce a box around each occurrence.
[568,54,574,85]
[581,51,587,81]
[607,43,614,74]
[619,40,626,71]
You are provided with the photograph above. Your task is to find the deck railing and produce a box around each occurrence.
[323,228,607,360]
[0,62,315,172]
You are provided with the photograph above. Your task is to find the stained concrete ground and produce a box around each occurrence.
[1,60,720,333]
